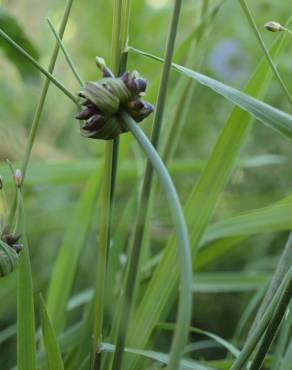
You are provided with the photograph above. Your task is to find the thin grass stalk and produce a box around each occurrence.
[46,18,84,86]
[238,0,292,105]
[230,266,292,370]
[4,0,76,227]
[161,0,212,162]
[111,2,183,369]
[121,111,192,370]
[272,301,292,369]
[250,232,292,333]
[91,1,128,368]
[0,27,77,106]
[17,189,37,370]
[249,291,292,370]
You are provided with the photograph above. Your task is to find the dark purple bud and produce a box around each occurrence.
[12,243,23,253]
[128,98,144,110]
[82,114,105,131]
[130,101,154,122]
[75,107,96,120]
[134,78,147,93]
[4,234,21,246]
[120,72,130,84]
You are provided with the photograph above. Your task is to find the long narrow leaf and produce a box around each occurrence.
[39,294,64,370]
[125,27,288,370]
[46,168,100,333]
[129,47,292,140]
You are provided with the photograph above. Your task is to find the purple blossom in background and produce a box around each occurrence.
[208,38,250,83]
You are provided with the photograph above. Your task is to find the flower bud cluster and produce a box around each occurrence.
[75,67,154,140]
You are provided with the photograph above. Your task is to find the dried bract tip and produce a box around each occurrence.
[95,56,113,77]
[264,21,283,32]
[14,169,22,188]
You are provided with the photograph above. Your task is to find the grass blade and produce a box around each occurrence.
[46,169,100,333]
[17,192,37,370]
[123,111,192,370]
[125,27,288,370]
[129,47,292,140]
[39,294,64,370]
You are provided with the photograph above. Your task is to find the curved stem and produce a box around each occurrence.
[112,1,183,369]
[121,112,193,370]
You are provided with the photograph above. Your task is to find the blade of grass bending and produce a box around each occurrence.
[129,47,292,140]
[46,18,84,86]
[156,323,240,357]
[112,1,184,369]
[46,168,101,333]
[122,111,192,370]
[238,0,292,105]
[102,343,217,370]
[230,266,292,370]
[125,28,288,370]
[39,294,64,370]
[17,191,37,370]
[0,26,78,106]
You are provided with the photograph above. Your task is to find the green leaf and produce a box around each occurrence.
[102,343,217,370]
[39,294,64,370]
[192,272,269,292]
[129,47,292,140]
[46,167,100,334]
[0,8,40,82]
[157,323,240,357]
[202,196,292,244]
[125,25,288,370]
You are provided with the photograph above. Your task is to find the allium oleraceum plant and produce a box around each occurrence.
[0,2,292,370]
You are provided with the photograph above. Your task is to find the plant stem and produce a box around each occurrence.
[91,1,127,369]
[250,232,292,334]
[249,290,292,370]
[230,265,292,370]
[111,1,183,369]
[121,111,192,370]
[239,0,292,105]
[6,0,76,225]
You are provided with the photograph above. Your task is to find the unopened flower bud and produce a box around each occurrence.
[264,21,283,32]
[14,169,22,188]
[96,56,114,77]
[75,59,154,140]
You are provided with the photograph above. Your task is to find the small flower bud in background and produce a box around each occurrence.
[264,21,283,32]
[14,169,22,188]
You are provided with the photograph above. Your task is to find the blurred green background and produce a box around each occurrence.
[0,0,291,368]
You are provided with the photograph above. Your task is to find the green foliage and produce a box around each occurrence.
[0,1,291,370]
[0,8,39,82]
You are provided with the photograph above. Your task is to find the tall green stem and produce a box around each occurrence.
[3,0,76,226]
[111,2,183,369]
[91,1,129,369]
[250,232,292,333]
[122,112,192,370]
